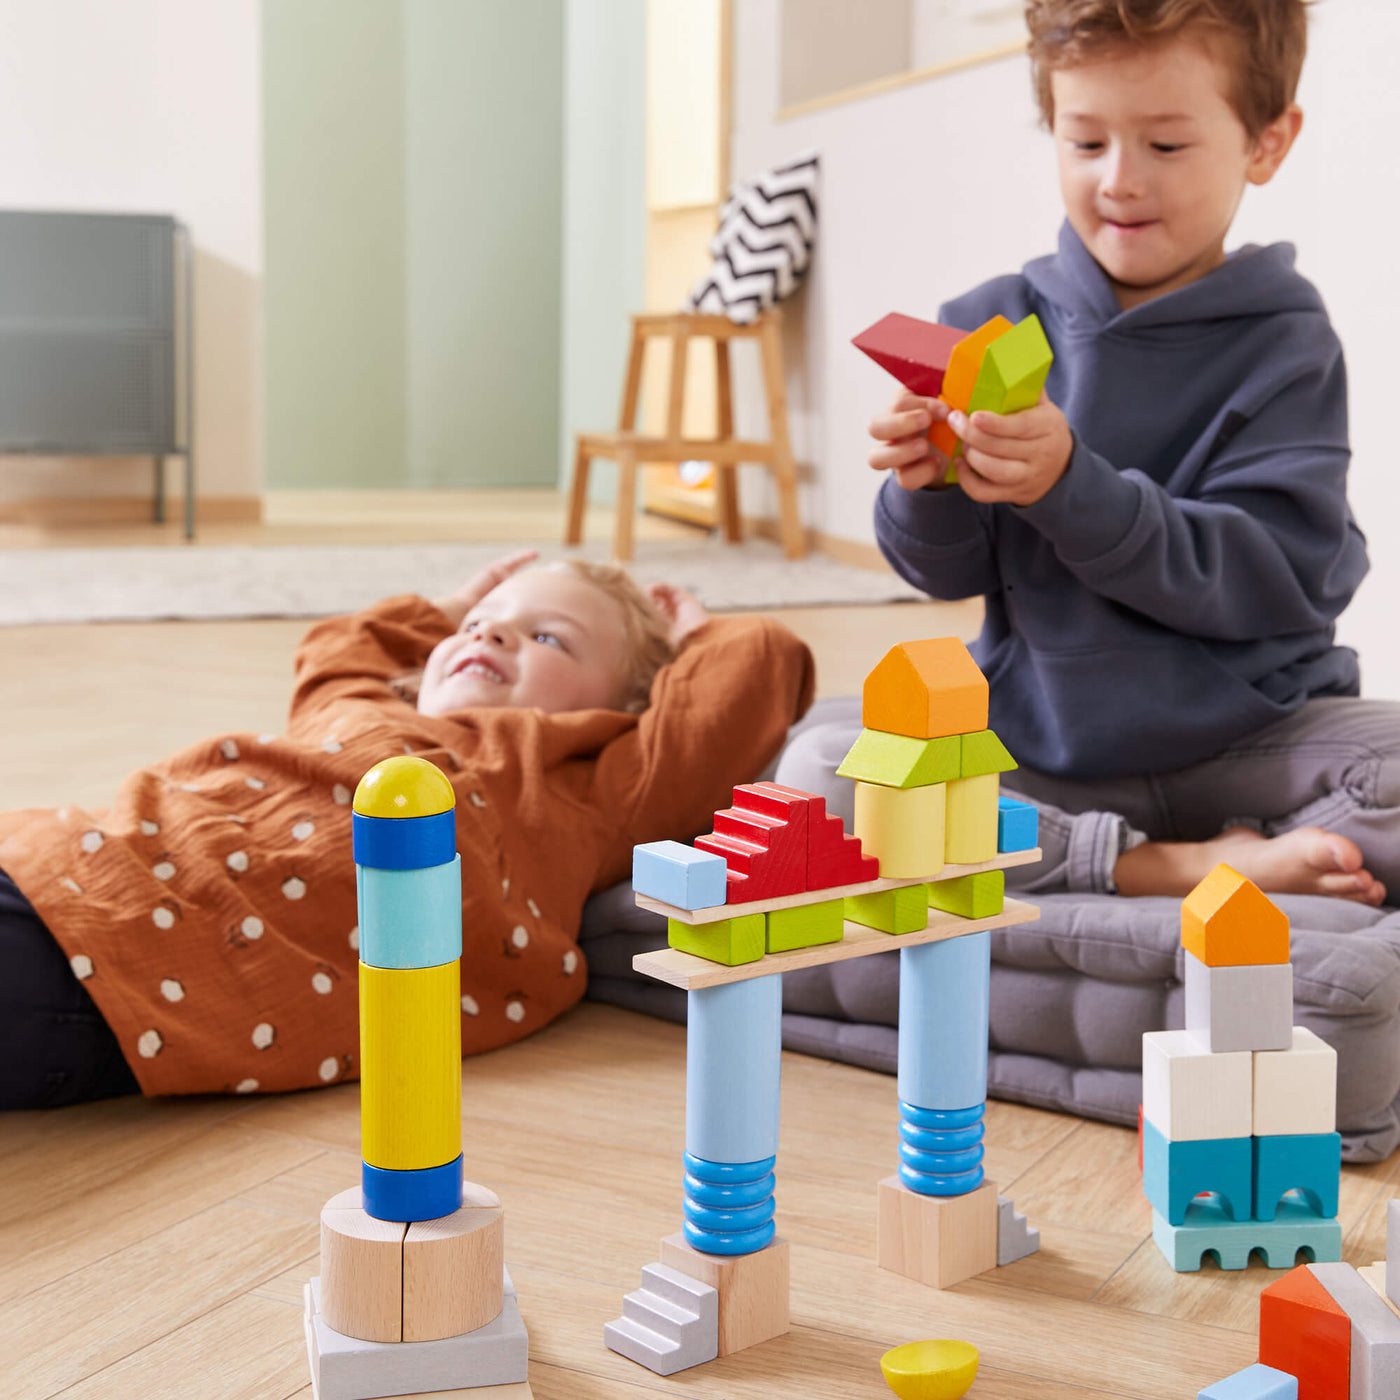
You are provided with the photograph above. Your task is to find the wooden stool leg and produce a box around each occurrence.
[614,450,638,562]
[565,439,591,545]
[757,314,806,560]
[715,341,742,543]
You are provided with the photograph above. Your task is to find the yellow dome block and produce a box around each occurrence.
[354,756,456,819]
[1181,862,1289,966]
[880,1339,979,1400]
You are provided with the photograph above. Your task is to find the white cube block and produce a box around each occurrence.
[1142,1029,1252,1141]
[1253,1026,1336,1137]
[1183,951,1293,1053]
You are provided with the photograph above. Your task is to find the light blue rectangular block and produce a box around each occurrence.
[1198,1364,1297,1400]
[1142,1118,1251,1226]
[634,841,728,910]
[356,856,462,969]
[997,797,1038,853]
[686,975,782,1164]
[1152,1195,1341,1272]
[897,931,989,1112]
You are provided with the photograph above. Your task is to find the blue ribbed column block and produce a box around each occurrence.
[682,1153,777,1255]
[897,1102,985,1195]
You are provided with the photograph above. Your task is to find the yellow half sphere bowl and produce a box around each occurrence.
[880,1339,980,1400]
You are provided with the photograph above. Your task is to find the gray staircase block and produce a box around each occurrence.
[604,1260,719,1376]
[997,1194,1041,1267]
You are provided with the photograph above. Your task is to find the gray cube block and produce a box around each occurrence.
[305,1271,528,1400]
[1183,951,1292,1053]
[1309,1262,1400,1400]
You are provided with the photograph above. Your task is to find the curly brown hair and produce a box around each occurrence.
[1025,0,1309,138]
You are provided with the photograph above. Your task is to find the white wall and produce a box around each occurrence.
[732,0,1400,699]
[0,0,261,502]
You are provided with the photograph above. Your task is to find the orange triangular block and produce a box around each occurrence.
[1259,1265,1350,1400]
[863,639,989,740]
[1180,863,1289,966]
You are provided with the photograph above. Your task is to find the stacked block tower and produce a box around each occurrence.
[1143,864,1342,1274]
[853,308,1054,484]
[606,639,1045,1379]
[1197,1197,1400,1400]
[305,757,532,1400]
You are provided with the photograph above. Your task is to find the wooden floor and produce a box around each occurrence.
[2,492,1392,1399]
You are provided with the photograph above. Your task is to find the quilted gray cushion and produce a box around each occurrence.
[580,882,1400,1163]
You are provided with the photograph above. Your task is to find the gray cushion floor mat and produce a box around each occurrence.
[580,882,1400,1163]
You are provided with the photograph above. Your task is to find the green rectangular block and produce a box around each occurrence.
[766,899,844,953]
[668,913,766,965]
[927,870,1004,920]
[837,728,960,789]
[845,884,930,934]
[960,729,1017,778]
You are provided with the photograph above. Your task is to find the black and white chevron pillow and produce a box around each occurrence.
[686,150,819,324]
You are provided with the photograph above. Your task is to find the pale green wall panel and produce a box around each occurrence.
[404,0,564,487]
[559,0,647,501]
[262,0,407,489]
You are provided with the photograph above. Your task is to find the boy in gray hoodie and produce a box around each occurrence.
[783,0,1396,905]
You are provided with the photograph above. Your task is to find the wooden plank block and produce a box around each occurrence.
[637,847,1041,925]
[632,897,1040,990]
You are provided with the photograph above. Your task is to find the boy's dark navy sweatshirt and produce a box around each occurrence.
[875,221,1369,779]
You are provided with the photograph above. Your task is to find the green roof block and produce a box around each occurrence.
[960,729,1017,777]
[837,728,960,788]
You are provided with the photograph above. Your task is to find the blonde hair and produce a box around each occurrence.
[394,559,676,714]
[1026,0,1309,140]
[549,559,676,714]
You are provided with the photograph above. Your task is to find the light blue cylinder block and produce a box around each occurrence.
[686,976,782,1165]
[356,856,463,969]
[897,932,990,1111]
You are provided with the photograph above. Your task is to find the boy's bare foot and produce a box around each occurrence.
[1114,825,1386,906]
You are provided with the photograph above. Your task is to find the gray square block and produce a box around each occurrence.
[1309,1262,1400,1400]
[1183,952,1292,1053]
[305,1268,528,1400]
[1389,1199,1400,1306]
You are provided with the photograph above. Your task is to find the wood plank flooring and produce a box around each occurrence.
[2,492,1392,1398]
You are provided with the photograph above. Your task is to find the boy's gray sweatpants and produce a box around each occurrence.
[775,696,1400,898]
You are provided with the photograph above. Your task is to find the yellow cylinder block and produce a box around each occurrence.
[359,959,462,1171]
[854,780,947,880]
[944,774,999,864]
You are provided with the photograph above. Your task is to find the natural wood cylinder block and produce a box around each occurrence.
[320,1186,408,1342]
[403,1181,505,1341]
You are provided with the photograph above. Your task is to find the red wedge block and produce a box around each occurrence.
[1258,1264,1350,1400]
[853,313,967,399]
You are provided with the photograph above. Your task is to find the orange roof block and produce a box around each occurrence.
[862,639,989,740]
[1180,863,1290,966]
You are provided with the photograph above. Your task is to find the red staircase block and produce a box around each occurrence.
[1259,1265,1350,1400]
[694,785,808,902]
[746,781,878,890]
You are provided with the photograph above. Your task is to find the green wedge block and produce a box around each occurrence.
[845,883,930,934]
[837,728,960,788]
[927,870,1004,920]
[668,913,765,965]
[766,899,844,953]
[960,729,1017,778]
[967,313,1053,417]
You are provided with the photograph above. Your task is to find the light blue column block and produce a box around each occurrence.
[997,797,1038,853]
[633,841,728,910]
[356,856,462,969]
[686,975,782,1165]
[897,932,990,1111]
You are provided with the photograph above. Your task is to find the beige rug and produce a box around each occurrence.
[0,539,925,625]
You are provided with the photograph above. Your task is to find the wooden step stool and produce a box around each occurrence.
[564,309,805,562]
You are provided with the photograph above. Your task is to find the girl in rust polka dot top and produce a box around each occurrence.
[0,553,815,1106]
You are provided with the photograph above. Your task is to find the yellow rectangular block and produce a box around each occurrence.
[853,780,946,879]
[945,773,998,864]
[359,959,462,1171]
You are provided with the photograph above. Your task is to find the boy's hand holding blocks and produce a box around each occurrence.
[857,310,1070,506]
